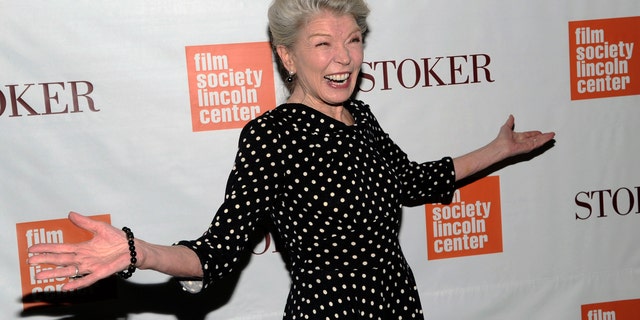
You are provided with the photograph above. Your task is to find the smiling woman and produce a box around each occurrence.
[26,1,555,319]
[274,11,365,118]
[269,0,369,95]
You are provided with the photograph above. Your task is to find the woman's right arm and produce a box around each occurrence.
[29,116,282,292]
[27,211,203,291]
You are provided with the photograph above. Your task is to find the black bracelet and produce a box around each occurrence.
[116,226,137,279]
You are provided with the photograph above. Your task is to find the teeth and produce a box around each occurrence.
[324,73,350,82]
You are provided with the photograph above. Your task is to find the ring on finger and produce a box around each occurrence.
[70,265,81,279]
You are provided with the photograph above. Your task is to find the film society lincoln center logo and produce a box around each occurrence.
[186,42,276,132]
[16,215,116,310]
[425,176,503,260]
[581,298,640,320]
[569,16,639,100]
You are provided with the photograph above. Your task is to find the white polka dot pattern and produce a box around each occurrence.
[178,100,455,319]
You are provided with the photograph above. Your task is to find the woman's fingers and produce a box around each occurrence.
[30,264,78,281]
[501,116,555,156]
[28,249,77,266]
[68,211,100,234]
[32,264,104,291]
[24,211,139,292]
[28,240,78,254]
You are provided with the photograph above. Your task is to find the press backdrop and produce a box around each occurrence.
[2,1,639,319]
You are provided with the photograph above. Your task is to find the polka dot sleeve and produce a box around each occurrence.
[176,116,283,291]
[357,101,456,205]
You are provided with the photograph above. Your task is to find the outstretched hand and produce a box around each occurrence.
[27,212,133,291]
[495,114,556,160]
[453,115,555,182]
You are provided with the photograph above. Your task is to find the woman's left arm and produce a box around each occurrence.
[453,115,555,182]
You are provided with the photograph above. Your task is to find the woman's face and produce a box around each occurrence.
[279,11,364,108]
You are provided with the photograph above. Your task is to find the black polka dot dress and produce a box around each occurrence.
[178,99,456,319]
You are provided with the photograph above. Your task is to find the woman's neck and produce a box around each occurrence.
[287,95,354,125]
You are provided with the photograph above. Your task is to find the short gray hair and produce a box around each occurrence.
[268,0,370,90]
[268,0,370,49]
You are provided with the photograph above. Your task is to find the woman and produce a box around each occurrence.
[28,0,555,318]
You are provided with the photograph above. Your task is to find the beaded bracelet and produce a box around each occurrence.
[116,226,137,279]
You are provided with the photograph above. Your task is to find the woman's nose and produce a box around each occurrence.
[334,45,351,65]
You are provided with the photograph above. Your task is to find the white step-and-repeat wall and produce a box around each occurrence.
[2,1,639,319]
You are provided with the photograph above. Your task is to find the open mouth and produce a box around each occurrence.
[324,73,350,84]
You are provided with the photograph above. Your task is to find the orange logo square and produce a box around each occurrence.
[425,176,503,260]
[569,16,640,100]
[15,214,116,310]
[582,298,640,320]
[185,41,276,131]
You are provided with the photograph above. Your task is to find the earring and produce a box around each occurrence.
[286,71,295,83]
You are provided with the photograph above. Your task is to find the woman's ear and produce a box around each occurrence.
[276,45,295,74]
